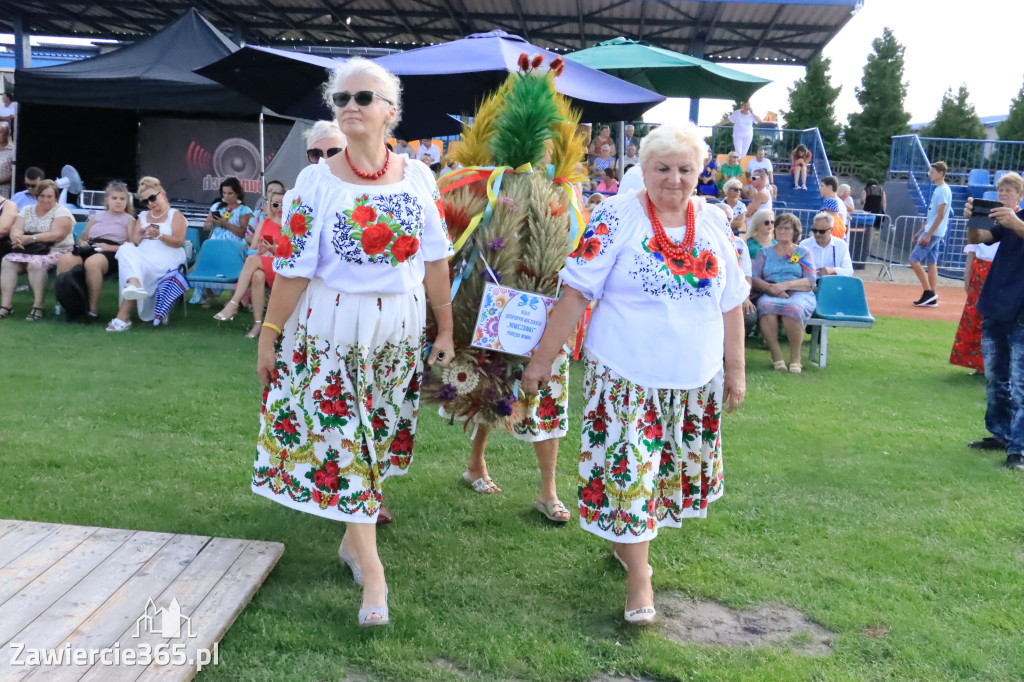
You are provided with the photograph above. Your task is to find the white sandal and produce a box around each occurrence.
[106,318,132,332]
[624,605,657,625]
[613,549,653,577]
[535,497,571,523]
[461,471,501,494]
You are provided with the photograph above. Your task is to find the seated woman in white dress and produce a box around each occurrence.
[106,177,187,331]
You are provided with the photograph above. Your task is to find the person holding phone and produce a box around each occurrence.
[213,186,285,337]
[963,172,1024,471]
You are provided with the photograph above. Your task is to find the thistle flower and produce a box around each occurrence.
[436,384,458,402]
[487,237,506,251]
[495,399,514,417]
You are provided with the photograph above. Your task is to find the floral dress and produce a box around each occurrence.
[751,246,817,325]
[950,242,998,371]
[252,159,453,523]
[559,194,749,542]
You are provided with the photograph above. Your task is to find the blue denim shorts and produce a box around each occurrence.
[909,236,945,266]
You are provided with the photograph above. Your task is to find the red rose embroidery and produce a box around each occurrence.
[372,415,386,431]
[289,212,307,236]
[325,383,342,398]
[682,419,697,436]
[643,423,663,440]
[693,250,719,279]
[277,418,296,434]
[537,395,558,419]
[351,204,378,227]
[581,478,604,506]
[391,235,420,262]
[275,235,293,259]
[391,428,414,453]
[324,461,340,475]
[360,223,392,255]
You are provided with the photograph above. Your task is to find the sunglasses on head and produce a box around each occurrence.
[812,228,831,234]
[307,147,343,164]
[331,90,392,108]
[143,193,160,204]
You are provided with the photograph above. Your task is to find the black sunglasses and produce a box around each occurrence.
[307,147,343,164]
[143,193,160,204]
[331,90,393,108]
[812,228,831,234]
[763,220,775,225]
[270,202,282,209]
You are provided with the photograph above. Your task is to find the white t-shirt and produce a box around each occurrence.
[0,102,18,118]
[274,159,453,294]
[746,158,773,178]
[416,143,441,165]
[798,235,853,276]
[559,194,749,389]
[964,242,999,262]
[617,165,644,195]
[836,199,849,224]
[727,110,756,136]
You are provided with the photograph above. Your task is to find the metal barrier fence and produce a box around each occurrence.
[769,208,892,275]
[873,215,969,281]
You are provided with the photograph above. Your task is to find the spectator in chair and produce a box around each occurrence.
[721,179,746,230]
[751,212,816,374]
[0,186,17,257]
[799,212,854,278]
[0,122,13,200]
[963,171,1024,470]
[594,144,616,171]
[596,168,618,194]
[11,166,43,211]
[790,144,810,189]
[716,179,756,333]
[392,138,416,158]
[55,180,135,320]
[623,143,640,167]
[589,125,613,157]
[622,124,638,150]
[106,177,187,331]
[697,150,719,197]
[909,161,952,308]
[0,179,74,321]
[718,151,744,192]
[745,170,772,232]
[250,180,285,243]
[746,147,774,187]
[417,138,441,165]
[214,186,285,337]
[746,208,776,261]
[195,176,253,306]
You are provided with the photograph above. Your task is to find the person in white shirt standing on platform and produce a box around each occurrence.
[799,212,854,278]
[0,93,17,127]
[910,161,952,307]
[521,121,748,626]
[727,101,761,158]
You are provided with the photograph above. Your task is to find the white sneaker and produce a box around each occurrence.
[106,318,132,332]
[121,284,149,301]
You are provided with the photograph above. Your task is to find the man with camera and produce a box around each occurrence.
[964,171,1024,471]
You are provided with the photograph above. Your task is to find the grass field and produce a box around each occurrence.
[1,288,1022,681]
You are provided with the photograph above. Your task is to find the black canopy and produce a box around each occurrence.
[14,9,260,114]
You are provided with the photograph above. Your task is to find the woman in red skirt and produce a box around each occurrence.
[950,242,998,371]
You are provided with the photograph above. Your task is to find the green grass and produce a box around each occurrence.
[1,287,1022,681]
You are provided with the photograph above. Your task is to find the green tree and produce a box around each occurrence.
[996,78,1024,141]
[784,54,841,157]
[844,27,911,180]
[920,85,984,140]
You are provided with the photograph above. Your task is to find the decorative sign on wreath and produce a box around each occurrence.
[471,283,556,357]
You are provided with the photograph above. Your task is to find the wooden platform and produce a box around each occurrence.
[0,520,283,681]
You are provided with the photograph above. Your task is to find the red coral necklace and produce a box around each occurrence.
[346,147,390,180]
[646,193,696,261]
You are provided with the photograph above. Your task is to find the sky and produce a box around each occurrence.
[643,0,1024,130]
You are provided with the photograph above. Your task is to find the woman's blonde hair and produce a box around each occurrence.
[103,180,135,216]
[639,122,708,167]
[323,57,403,139]
[750,208,777,238]
[304,119,346,147]
[136,176,163,202]
[723,178,743,193]
[774,212,802,241]
[997,171,1024,194]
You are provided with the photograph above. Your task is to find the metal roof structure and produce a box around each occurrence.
[0,0,862,65]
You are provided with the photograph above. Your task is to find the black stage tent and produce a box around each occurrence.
[12,9,272,203]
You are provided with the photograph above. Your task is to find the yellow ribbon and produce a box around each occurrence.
[450,163,533,253]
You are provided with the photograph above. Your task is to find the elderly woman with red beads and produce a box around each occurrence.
[521,122,749,626]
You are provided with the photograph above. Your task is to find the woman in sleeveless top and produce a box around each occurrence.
[106,177,187,331]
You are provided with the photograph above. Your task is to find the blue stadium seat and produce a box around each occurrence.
[805,276,874,368]
[184,227,201,265]
[187,239,245,289]
[994,170,1011,185]
[982,191,998,201]
[967,169,991,186]
[72,221,87,243]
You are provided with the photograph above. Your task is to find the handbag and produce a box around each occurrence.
[17,240,52,256]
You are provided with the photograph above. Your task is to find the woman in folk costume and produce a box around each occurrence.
[522,122,748,624]
[253,58,454,628]
[434,55,588,522]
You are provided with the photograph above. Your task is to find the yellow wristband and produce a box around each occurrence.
[261,322,283,335]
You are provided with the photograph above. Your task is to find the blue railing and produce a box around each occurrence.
[917,137,1024,182]
[799,127,832,186]
[890,134,932,210]
[703,125,831,178]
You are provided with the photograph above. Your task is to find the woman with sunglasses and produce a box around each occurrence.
[106,177,186,331]
[305,119,346,165]
[745,208,776,261]
[751,212,816,373]
[253,58,454,628]
[213,186,285,337]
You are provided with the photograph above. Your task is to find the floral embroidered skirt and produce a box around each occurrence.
[252,278,425,524]
[439,351,569,443]
[578,354,724,543]
[950,258,991,371]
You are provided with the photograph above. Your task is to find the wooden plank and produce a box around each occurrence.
[139,541,284,680]
[0,528,136,646]
[0,519,25,539]
[0,524,98,605]
[77,537,250,682]
[0,523,60,570]
[17,533,210,682]
[0,530,178,681]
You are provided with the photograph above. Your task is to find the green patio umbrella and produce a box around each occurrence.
[565,37,771,102]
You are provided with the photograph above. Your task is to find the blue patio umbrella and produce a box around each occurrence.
[196,45,463,139]
[372,30,666,122]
